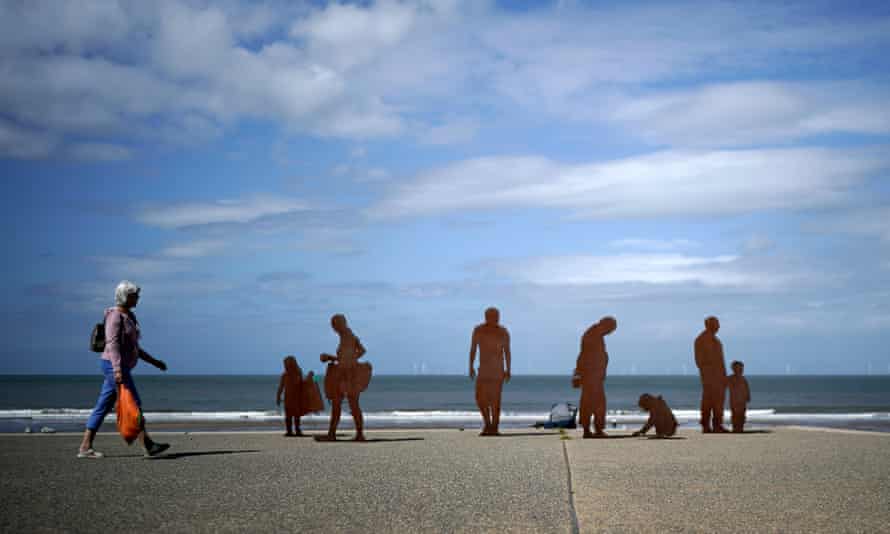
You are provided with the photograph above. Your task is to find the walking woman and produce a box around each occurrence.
[77,281,170,458]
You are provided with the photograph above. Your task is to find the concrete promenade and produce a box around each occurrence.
[1,427,888,533]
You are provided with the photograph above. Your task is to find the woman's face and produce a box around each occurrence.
[125,292,140,308]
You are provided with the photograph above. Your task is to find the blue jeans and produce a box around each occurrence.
[85,360,142,431]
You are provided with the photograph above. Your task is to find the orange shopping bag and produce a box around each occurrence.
[116,384,143,444]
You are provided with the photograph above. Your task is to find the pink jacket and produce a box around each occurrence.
[102,308,141,372]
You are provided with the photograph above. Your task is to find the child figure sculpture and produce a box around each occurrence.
[632,393,678,438]
[727,360,751,433]
[276,356,304,436]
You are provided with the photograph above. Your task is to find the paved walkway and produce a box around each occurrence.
[1,428,888,532]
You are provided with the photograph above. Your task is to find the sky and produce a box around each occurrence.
[1,0,889,375]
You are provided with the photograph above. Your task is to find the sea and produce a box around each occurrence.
[2,375,890,433]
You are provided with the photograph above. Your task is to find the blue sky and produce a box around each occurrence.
[2,0,889,375]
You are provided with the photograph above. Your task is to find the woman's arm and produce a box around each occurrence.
[355,338,366,359]
[634,413,655,436]
[276,374,285,405]
[138,349,167,371]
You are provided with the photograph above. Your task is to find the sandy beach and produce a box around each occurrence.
[1,427,888,533]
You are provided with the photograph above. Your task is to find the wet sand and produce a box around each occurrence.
[0,427,887,533]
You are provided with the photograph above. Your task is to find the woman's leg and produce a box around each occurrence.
[80,362,117,452]
[579,386,592,437]
[347,394,364,441]
[284,412,294,435]
[327,395,342,438]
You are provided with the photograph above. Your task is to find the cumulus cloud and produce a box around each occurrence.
[480,3,890,118]
[137,195,309,229]
[2,1,888,158]
[369,148,888,219]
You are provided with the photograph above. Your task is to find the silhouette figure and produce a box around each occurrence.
[694,316,728,433]
[78,281,169,458]
[316,314,371,442]
[276,356,304,436]
[632,393,678,438]
[573,317,616,438]
[728,360,751,433]
[469,307,511,436]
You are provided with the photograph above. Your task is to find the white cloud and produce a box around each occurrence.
[493,253,748,286]
[475,250,835,294]
[815,206,890,243]
[0,0,890,161]
[159,239,228,259]
[68,142,132,161]
[369,148,888,219]
[3,1,887,158]
[137,195,309,229]
[742,235,775,254]
[418,117,479,145]
[609,239,699,251]
[480,3,890,118]
[609,81,890,147]
[290,0,418,71]
[0,118,56,159]
[90,255,188,278]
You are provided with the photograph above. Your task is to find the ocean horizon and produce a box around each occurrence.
[3,374,889,433]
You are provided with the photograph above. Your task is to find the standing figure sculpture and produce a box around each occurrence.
[276,355,304,437]
[728,360,751,433]
[694,316,728,433]
[469,307,511,436]
[317,314,371,442]
[573,316,617,438]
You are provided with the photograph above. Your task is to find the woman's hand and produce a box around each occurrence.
[155,359,168,371]
[114,370,123,384]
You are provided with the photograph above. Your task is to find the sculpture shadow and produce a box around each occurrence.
[487,432,562,438]
[149,449,261,460]
[313,436,425,443]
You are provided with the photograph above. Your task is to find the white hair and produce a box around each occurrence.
[114,280,141,306]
